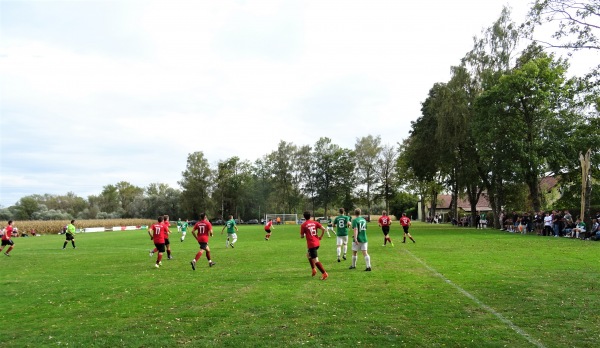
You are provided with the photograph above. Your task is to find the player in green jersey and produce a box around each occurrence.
[333,208,351,262]
[350,208,371,271]
[221,215,239,248]
[62,219,77,250]
[180,219,189,242]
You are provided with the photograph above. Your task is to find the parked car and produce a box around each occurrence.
[211,219,224,225]
[247,219,259,224]
[234,219,244,224]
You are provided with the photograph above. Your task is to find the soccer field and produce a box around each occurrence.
[1,222,599,347]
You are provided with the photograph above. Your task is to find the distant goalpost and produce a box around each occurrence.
[264,213,299,225]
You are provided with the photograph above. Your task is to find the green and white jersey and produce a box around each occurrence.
[333,215,351,236]
[226,219,237,234]
[351,217,368,243]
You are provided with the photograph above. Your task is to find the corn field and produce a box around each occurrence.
[7,219,155,235]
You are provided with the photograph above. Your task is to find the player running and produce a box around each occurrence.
[190,213,216,270]
[333,208,351,262]
[326,216,334,238]
[350,208,372,271]
[221,215,239,248]
[180,219,189,242]
[400,213,416,243]
[300,211,328,280]
[264,219,274,241]
[0,220,15,256]
[378,211,394,246]
[148,216,169,268]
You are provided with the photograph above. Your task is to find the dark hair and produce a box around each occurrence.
[339,208,345,214]
[200,212,206,220]
[303,211,311,219]
[158,216,164,222]
[354,208,361,216]
[71,219,75,224]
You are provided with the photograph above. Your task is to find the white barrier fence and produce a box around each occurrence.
[80,226,147,233]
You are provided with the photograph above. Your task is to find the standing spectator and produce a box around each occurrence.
[400,213,416,243]
[62,219,77,250]
[543,212,553,236]
[521,213,531,233]
[264,219,274,241]
[276,216,281,225]
[333,208,351,262]
[0,220,15,256]
[147,216,168,268]
[221,215,239,248]
[350,208,372,271]
[378,211,394,246]
[190,213,216,270]
[534,212,544,235]
[300,211,328,280]
[180,219,189,242]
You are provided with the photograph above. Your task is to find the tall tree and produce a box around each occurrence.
[267,141,298,213]
[178,151,213,219]
[375,144,398,212]
[354,135,382,219]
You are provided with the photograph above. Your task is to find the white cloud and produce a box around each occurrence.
[1,0,589,207]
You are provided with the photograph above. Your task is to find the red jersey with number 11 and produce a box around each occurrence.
[149,223,167,243]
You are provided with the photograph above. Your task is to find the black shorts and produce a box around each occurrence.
[402,226,410,233]
[164,238,170,246]
[265,229,271,233]
[307,246,319,259]
[198,242,208,250]
[154,243,166,253]
[1,239,14,246]
[381,226,390,235]
[66,233,75,241]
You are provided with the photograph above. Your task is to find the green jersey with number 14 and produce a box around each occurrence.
[352,217,368,243]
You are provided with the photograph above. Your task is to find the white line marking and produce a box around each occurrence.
[404,249,546,348]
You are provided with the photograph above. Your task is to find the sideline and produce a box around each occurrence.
[403,249,546,348]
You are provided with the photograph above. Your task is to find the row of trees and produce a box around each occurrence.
[0,136,419,222]
[401,2,600,228]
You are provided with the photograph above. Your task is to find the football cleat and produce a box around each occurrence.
[343,255,346,260]
[312,268,317,277]
[209,262,216,267]
[349,266,356,269]
[155,264,160,268]
[190,260,196,271]
[321,272,328,280]
[230,243,234,249]
[365,267,372,271]
[149,250,154,257]
[337,258,340,262]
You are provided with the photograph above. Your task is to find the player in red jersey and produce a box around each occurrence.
[264,219,274,241]
[190,213,216,270]
[399,213,416,243]
[0,220,15,256]
[149,214,173,259]
[378,211,394,247]
[162,215,173,259]
[147,216,169,268]
[300,211,328,280]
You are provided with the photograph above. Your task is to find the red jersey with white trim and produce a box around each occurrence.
[193,220,213,243]
[400,216,411,227]
[149,223,167,244]
[265,220,273,231]
[2,225,13,240]
[378,216,392,227]
[162,221,171,238]
[300,220,323,249]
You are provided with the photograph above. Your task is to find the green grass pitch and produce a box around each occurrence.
[1,222,599,347]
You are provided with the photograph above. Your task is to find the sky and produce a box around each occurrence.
[0,0,544,207]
